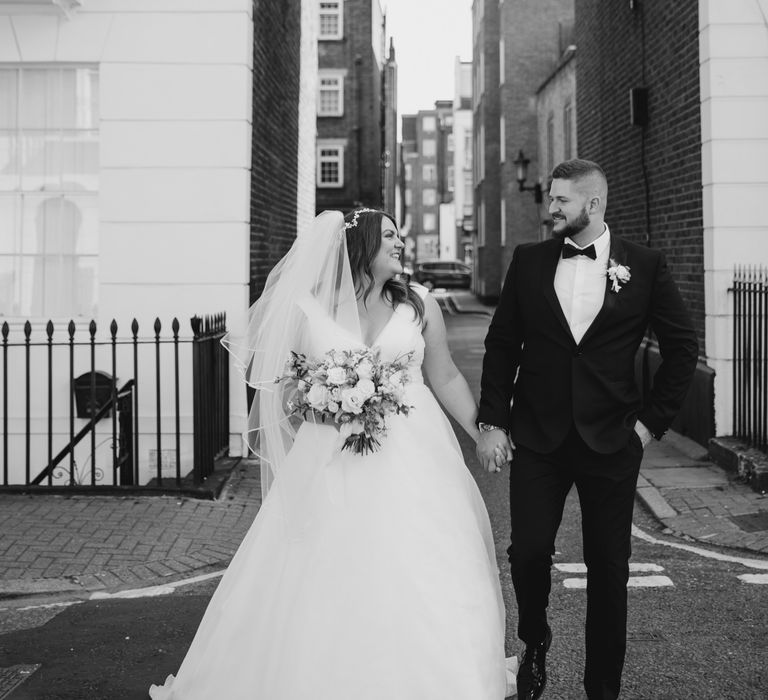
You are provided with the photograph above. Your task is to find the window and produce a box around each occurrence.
[422,138,436,157]
[464,133,472,165]
[546,113,555,175]
[500,198,506,247]
[423,213,436,232]
[0,66,99,318]
[447,166,454,192]
[316,142,344,187]
[423,189,436,206]
[404,163,412,181]
[422,116,436,132]
[317,72,344,116]
[478,198,485,246]
[405,188,412,206]
[479,124,485,181]
[447,134,454,152]
[319,1,343,40]
[500,116,505,164]
[564,102,573,159]
[423,164,436,181]
[499,37,505,85]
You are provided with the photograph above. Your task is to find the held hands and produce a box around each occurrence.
[476,429,514,473]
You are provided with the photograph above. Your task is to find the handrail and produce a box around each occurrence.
[31,379,135,485]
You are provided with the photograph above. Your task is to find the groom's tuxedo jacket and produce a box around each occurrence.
[478,234,698,454]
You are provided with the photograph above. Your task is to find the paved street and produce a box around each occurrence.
[0,298,767,698]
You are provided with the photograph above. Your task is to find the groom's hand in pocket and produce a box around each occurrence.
[476,429,514,473]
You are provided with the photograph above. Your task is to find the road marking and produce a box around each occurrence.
[555,563,664,573]
[563,575,673,589]
[738,573,768,584]
[632,524,768,570]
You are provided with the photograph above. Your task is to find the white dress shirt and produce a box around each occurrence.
[554,224,611,345]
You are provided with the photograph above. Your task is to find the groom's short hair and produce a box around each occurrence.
[551,158,606,185]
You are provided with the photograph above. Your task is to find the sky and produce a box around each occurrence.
[381,0,474,117]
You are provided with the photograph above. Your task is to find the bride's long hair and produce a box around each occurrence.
[344,209,425,324]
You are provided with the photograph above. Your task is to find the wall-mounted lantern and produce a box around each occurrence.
[513,150,543,203]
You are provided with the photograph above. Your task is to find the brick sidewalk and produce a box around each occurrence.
[0,461,262,600]
[636,431,768,555]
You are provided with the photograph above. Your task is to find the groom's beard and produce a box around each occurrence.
[552,206,591,240]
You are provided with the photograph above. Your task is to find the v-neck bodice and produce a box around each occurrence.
[297,288,426,382]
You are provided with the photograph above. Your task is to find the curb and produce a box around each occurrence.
[709,436,768,494]
[635,475,677,520]
[0,548,234,603]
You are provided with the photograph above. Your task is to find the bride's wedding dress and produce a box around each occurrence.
[149,286,510,699]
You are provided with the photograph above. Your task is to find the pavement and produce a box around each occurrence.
[0,290,767,605]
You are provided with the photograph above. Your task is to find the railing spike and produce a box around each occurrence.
[24,320,31,339]
[110,319,118,338]
[131,318,139,337]
[46,320,54,339]
[89,319,97,338]
[172,317,180,335]
[68,320,76,338]
[1,321,8,340]
[154,317,162,335]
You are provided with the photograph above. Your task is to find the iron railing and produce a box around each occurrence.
[732,266,767,452]
[0,313,229,491]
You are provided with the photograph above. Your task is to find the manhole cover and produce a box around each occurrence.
[0,664,41,699]
[730,512,768,532]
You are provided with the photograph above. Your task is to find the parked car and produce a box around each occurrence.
[412,260,472,290]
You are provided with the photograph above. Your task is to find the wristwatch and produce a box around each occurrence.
[478,422,509,436]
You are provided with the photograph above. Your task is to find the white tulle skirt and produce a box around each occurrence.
[149,383,508,699]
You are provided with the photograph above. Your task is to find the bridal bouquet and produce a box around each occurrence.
[277,347,414,455]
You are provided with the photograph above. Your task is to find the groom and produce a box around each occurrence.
[476,159,697,700]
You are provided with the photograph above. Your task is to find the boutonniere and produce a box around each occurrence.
[607,258,631,293]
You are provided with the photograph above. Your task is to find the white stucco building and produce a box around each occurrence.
[700,0,768,434]
[0,0,318,486]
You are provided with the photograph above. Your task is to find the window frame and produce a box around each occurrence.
[316,141,345,188]
[317,70,345,117]
[319,1,344,41]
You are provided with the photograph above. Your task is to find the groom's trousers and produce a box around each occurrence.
[507,423,643,700]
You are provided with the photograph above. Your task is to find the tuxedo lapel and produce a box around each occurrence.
[541,240,575,342]
[578,234,625,347]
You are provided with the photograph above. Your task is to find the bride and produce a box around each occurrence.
[149,209,516,699]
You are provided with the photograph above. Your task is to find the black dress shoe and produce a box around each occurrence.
[516,626,553,700]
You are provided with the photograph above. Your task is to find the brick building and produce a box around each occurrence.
[473,0,574,300]
[400,102,454,265]
[452,58,475,265]
[251,0,316,302]
[315,0,397,215]
[570,0,768,446]
[573,0,708,441]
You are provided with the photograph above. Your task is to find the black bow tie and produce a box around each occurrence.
[562,243,597,260]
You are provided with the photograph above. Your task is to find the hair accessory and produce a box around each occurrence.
[344,208,377,230]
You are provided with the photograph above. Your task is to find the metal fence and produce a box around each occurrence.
[0,312,229,491]
[732,266,767,452]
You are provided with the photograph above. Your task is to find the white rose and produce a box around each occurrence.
[327,401,340,414]
[306,383,329,410]
[326,366,348,385]
[340,387,366,414]
[615,264,631,282]
[355,378,376,400]
[340,419,365,437]
[355,359,374,380]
